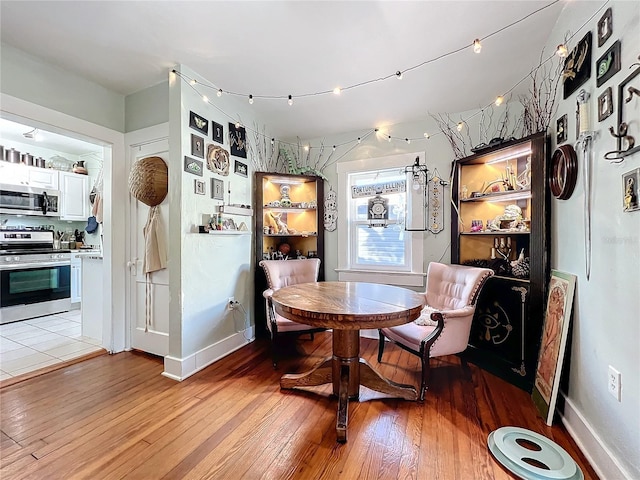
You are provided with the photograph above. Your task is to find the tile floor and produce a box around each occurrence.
[0,310,103,381]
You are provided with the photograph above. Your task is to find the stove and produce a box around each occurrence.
[0,229,72,324]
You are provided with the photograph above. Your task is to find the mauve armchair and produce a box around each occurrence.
[259,258,326,368]
[377,262,493,401]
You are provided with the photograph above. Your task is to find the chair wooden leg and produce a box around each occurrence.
[310,332,315,341]
[271,324,278,369]
[377,330,385,362]
[420,355,430,402]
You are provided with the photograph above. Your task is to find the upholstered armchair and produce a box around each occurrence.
[377,262,493,401]
[259,258,326,367]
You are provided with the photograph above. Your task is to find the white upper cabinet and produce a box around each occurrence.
[0,162,59,189]
[59,171,89,221]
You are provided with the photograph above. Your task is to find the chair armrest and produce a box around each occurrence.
[432,305,474,320]
[263,288,274,299]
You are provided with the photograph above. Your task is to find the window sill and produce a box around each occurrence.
[335,268,425,287]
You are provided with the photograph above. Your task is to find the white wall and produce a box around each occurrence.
[545,2,639,478]
[0,43,125,133]
[165,65,268,377]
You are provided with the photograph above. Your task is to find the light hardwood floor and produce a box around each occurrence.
[0,332,597,479]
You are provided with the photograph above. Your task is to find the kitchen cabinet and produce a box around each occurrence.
[59,171,89,221]
[0,162,59,189]
[254,172,324,337]
[81,255,103,342]
[451,132,550,391]
[71,253,82,304]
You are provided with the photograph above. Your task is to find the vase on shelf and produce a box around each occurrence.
[72,160,88,175]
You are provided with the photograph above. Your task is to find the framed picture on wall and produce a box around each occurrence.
[211,177,224,200]
[596,40,621,87]
[234,160,248,177]
[598,87,613,122]
[191,134,205,158]
[183,156,203,176]
[194,179,206,195]
[563,32,592,99]
[189,111,209,135]
[228,122,247,158]
[532,270,577,426]
[622,168,639,212]
[597,7,613,47]
[556,114,567,143]
[212,121,224,144]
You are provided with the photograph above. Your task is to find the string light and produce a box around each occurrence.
[396,70,403,80]
[190,79,197,86]
[304,145,309,152]
[235,121,241,128]
[357,137,361,143]
[332,145,336,151]
[271,138,275,145]
[288,95,293,106]
[202,95,209,103]
[405,138,411,144]
[556,44,568,58]
[217,89,222,97]
[423,133,430,139]
[248,94,254,104]
[457,122,464,131]
[473,39,482,54]
[495,95,504,106]
[388,135,392,142]
[333,87,341,95]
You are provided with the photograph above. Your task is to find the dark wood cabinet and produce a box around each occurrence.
[451,133,551,391]
[253,172,325,337]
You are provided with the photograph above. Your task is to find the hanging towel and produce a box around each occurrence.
[142,205,167,331]
[92,191,104,224]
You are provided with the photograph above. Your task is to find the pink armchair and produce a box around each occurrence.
[377,262,493,401]
[259,258,326,367]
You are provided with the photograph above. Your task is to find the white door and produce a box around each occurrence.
[127,137,170,356]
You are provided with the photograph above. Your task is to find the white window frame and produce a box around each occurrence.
[336,152,426,287]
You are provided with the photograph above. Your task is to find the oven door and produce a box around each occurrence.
[0,261,71,308]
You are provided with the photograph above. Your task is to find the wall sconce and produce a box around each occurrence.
[405,156,428,192]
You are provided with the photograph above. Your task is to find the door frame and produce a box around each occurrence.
[124,123,170,353]
[1,93,127,352]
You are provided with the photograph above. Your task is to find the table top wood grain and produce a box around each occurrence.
[271,281,425,330]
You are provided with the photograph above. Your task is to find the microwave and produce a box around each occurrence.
[0,184,60,217]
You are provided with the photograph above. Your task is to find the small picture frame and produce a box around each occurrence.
[234,160,248,177]
[597,7,612,47]
[189,111,209,135]
[596,40,621,88]
[228,123,247,158]
[212,177,224,200]
[184,156,203,176]
[532,270,577,426]
[556,114,567,144]
[622,168,639,212]
[598,87,613,122]
[212,121,224,144]
[307,250,317,258]
[194,179,206,195]
[191,134,204,158]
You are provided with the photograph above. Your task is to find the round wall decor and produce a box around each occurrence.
[128,156,168,207]
[550,145,578,200]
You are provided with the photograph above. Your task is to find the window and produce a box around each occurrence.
[337,152,425,287]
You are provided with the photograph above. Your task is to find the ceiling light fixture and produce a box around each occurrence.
[473,39,482,53]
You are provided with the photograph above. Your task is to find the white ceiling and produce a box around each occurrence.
[0,1,564,140]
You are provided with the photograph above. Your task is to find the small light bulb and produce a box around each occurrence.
[304,145,309,152]
[388,135,392,142]
[396,70,403,80]
[405,138,411,144]
[473,39,482,53]
[288,95,293,106]
[457,122,464,132]
[423,132,430,139]
[412,178,421,191]
[374,128,379,132]
[189,79,197,86]
[235,121,241,128]
[332,145,336,151]
[495,95,504,106]
[333,87,341,95]
[249,94,254,104]
[556,44,568,58]
[217,89,223,97]
[271,138,275,145]
[357,137,362,144]
[202,95,209,103]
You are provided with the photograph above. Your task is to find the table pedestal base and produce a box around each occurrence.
[280,330,417,442]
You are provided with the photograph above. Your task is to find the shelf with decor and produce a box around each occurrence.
[254,172,325,338]
[451,132,550,392]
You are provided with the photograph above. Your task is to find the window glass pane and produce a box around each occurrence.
[354,224,406,266]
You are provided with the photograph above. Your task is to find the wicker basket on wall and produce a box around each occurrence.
[128,156,168,207]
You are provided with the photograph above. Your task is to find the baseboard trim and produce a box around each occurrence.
[161,327,255,381]
[560,392,633,479]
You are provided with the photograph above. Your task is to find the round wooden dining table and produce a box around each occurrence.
[271,281,425,442]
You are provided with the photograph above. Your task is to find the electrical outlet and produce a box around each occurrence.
[228,297,235,310]
[608,365,621,401]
